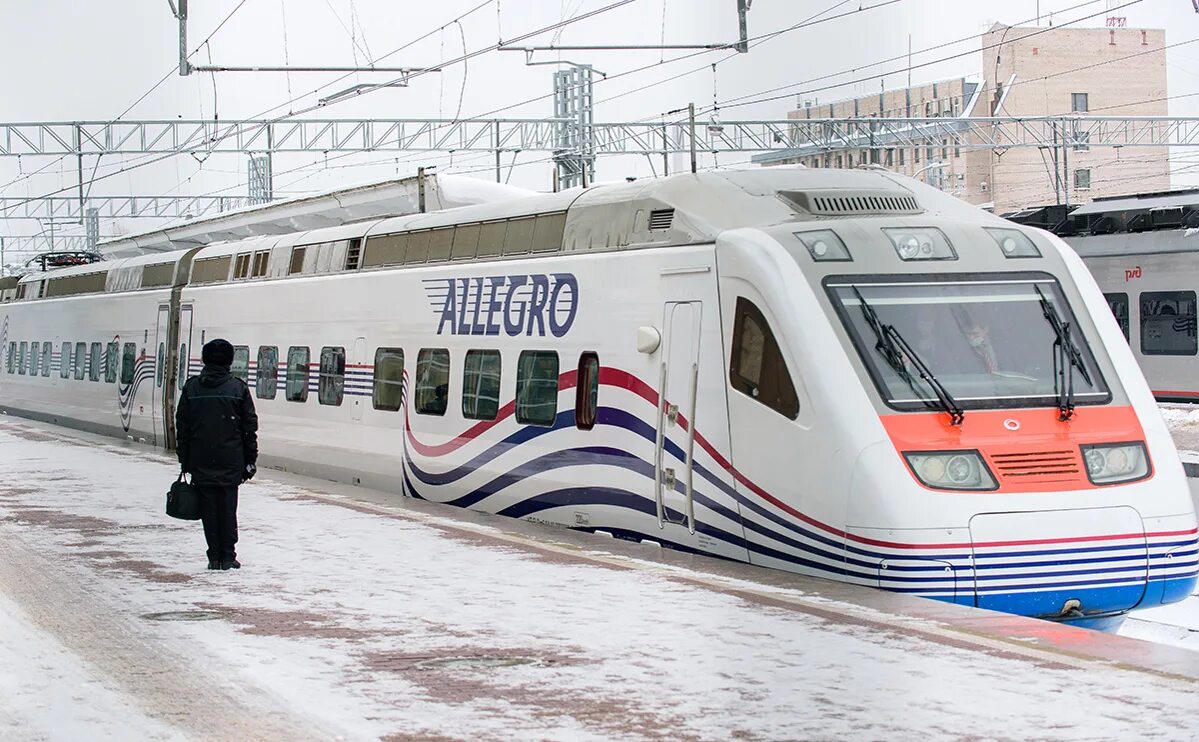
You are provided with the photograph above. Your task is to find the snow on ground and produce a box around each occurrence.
[1158,403,1199,459]
[2,418,1199,741]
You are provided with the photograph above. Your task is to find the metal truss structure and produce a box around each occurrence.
[1,116,1198,159]
[0,195,250,221]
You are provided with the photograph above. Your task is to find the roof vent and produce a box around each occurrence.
[648,208,675,231]
[781,190,922,217]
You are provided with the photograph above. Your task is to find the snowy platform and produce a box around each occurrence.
[1,417,1198,740]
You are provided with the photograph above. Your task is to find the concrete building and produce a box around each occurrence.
[775,24,1170,213]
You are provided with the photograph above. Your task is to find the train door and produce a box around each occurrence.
[152,304,169,446]
[655,301,701,534]
[178,303,194,390]
[351,336,366,422]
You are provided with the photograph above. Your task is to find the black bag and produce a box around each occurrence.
[166,473,202,521]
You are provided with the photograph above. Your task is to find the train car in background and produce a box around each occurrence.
[3,168,1196,631]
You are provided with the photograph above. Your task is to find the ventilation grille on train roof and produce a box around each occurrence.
[648,208,675,231]
[781,189,922,217]
[989,450,1081,484]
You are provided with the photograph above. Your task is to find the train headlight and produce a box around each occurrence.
[882,227,957,261]
[985,227,1042,258]
[903,451,997,491]
[1080,442,1150,485]
[795,229,852,262]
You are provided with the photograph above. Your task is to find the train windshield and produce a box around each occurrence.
[827,274,1110,411]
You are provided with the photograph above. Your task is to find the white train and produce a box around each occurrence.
[2,168,1195,631]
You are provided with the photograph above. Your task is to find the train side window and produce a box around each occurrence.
[576,352,600,431]
[503,217,536,255]
[29,342,39,376]
[17,341,26,375]
[6,342,14,373]
[1140,291,1197,356]
[74,342,87,381]
[729,297,799,419]
[289,247,307,275]
[319,346,346,406]
[231,345,250,383]
[121,342,137,384]
[91,343,103,382]
[415,348,450,416]
[40,342,51,377]
[60,342,71,379]
[1103,293,1130,341]
[516,350,559,426]
[251,250,270,278]
[373,347,405,411]
[106,342,120,383]
[285,347,310,402]
[462,349,501,421]
[233,253,251,280]
[256,346,278,399]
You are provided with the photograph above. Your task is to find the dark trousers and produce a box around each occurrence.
[197,484,239,563]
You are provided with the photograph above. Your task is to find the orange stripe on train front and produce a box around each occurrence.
[879,406,1149,493]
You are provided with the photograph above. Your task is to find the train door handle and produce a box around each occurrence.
[666,404,679,424]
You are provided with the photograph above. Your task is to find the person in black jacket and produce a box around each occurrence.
[177,338,259,570]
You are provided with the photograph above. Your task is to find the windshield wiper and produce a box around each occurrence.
[1035,286,1092,421]
[853,288,965,426]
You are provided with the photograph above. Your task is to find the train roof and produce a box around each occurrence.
[1065,229,1199,258]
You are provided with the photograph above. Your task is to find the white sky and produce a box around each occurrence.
[1,0,1197,247]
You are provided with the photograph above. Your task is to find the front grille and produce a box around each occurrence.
[989,450,1081,483]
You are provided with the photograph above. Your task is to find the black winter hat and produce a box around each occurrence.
[202,338,235,367]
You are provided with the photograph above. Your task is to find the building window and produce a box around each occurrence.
[232,345,250,383]
[93,343,104,382]
[516,351,559,427]
[318,346,345,406]
[729,297,800,419]
[74,342,87,381]
[372,347,405,411]
[1072,93,1089,112]
[1141,291,1197,356]
[286,346,310,402]
[461,349,501,421]
[40,342,51,377]
[121,342,137,384]
[1104,293,1130,341]
[256,346,278,400]
[105,342,119,383]
[576,352,600,431]
[415,348,450,415]
[1075,168,1092,190]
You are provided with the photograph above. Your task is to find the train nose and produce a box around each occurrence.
[967,507,1149,620]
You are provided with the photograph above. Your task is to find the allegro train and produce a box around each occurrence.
[1,168,1195,630]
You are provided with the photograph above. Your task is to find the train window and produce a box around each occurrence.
[1140,291,1197,356]
[233,254,251,280]
[91,343,103,382]
[516,350,559,427]
[729,298,799,420]
[121,342,137,384]
[154,343,164,386]
[251,251,270,278]
[191,256,232,284]
[426,227,455,263]
[318,346,346,406]
[29,342,39,376]
[462,349,501,421]
[503,217,536,255]
[452,224,481,260]
[363,233,408,267]
[372,347,405,411]
[1104,293,1130,341]
[60,342,71,379]
[576,352,600,431]
[180,344,189,381]
[344,239,362,271]
[40,342,51,377]
[289,247,307,275]
[530,212,566,253]
[476,221,507,258]
[74,342,87,380]
[415,348,450,416]
[17,341,26,375]
[6,342,14,373]
[256,346,278,400]
[286,346,310,402]
[231,345,250,383]
[106,342,119,383]
[405,230,432,264]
